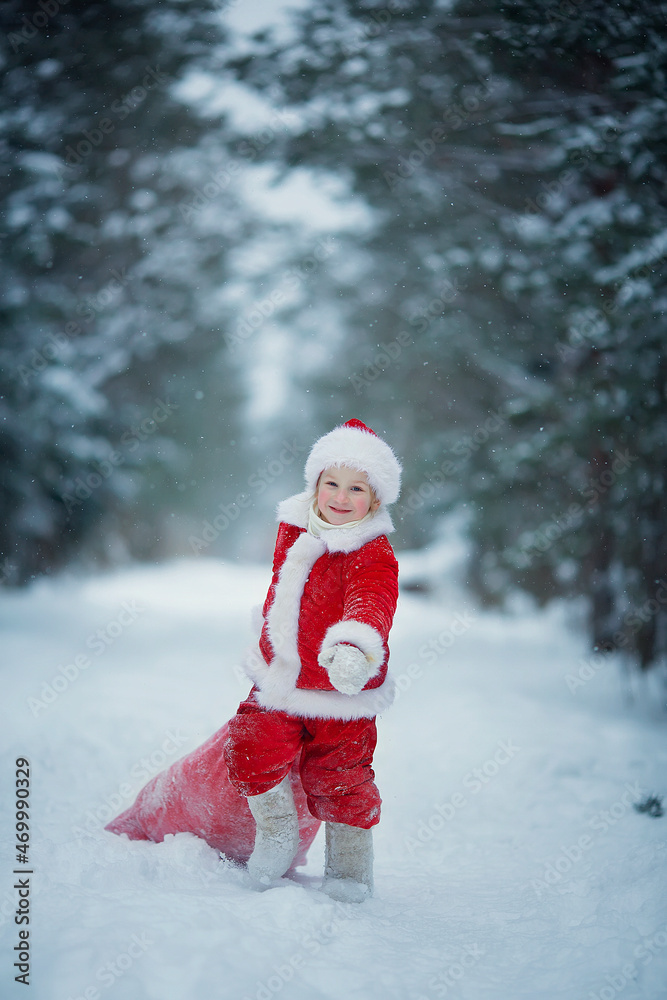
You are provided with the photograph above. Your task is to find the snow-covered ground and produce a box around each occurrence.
[1,551,666,1000]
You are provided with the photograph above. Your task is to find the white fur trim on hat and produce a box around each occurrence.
[304,419,401,506]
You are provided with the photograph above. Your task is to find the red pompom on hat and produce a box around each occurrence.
[304,418,402,506]
[344,418,376,435]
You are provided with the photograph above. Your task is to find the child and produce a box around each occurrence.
[224,418,402,902]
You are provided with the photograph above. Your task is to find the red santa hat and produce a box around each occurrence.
[304,418,402,506]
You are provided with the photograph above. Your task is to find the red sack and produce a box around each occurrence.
[105,721,321,867]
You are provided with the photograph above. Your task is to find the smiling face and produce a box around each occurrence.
[316,465,379,525]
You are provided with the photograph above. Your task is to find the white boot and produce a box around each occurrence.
[246,776,299,883]
[322,821,374,903]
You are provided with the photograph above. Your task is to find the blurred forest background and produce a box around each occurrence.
[1,0,666,674]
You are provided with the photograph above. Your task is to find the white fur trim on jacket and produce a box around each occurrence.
[265,531,323,663]
[242,525,395,720]
[276,492,394,553]
[250,603,264,637]
[243,645,396,721]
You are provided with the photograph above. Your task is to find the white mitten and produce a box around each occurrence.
[319,643,372,696]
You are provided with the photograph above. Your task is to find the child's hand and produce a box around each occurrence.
[319,643,372,696]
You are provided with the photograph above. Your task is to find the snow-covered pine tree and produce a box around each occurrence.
[224,0,667,671]
[458,0,667,670]
[0,0,244,581]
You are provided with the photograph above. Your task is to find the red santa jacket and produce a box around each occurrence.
[242,491,399,721]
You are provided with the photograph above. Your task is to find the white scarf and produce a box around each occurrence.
[307,502,375,538]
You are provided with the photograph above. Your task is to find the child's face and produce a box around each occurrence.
[316,466,378,525]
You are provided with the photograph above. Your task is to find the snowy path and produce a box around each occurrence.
[2,558,666,1000]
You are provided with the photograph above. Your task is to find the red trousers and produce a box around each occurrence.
[224,690,381,828]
